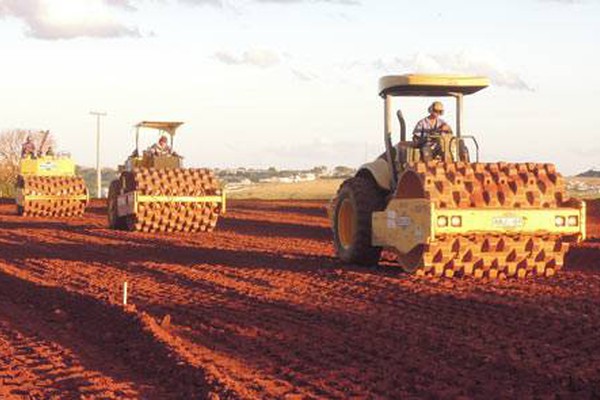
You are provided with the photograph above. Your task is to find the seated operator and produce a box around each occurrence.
[148,135,172,156]
[412,101,453,160]
[21,136,37,158]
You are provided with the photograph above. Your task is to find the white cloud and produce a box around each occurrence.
[373,52,533,91]
[541,0,584,3]
[214,48,321,83]
[291,68,319,81]
[176,0,223,6]
[175,0,359,6]
[0,0,140,39]
[254,0,359,4]
[104,0,138,10]
[214,49,281,68]
[0,0,360,40]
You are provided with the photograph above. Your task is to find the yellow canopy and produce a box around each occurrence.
[135,121,184,136]
[379,74,490,97]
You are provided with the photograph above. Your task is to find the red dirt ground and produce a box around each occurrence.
[0,198,599,399]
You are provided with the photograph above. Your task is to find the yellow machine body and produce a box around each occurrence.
[372,199,586,254]
[330,74,587,278]
[107,121,226,233]
[121,154,183,172]
[115,189,226,218]
[15,156,89,216]
[18,156,77,177]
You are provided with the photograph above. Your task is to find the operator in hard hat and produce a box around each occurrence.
[412,101,453,160]
[21,136,37,158]
[148,135,172,156]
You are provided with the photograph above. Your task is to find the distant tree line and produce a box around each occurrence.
[76,166,118,198]
[0,127,356,198]
[216,165,356,184]
[577,169,600,178]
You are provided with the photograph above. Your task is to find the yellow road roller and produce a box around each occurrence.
[16,135,88,218]
[330,74,586,278]
[107,121,225,233]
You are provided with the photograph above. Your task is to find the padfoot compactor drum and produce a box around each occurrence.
[330,75,586,278]
[107,121,225,233]
[15,155,89,217]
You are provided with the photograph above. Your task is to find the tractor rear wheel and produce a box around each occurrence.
[332,174,386,266]
[108,180,126,230]
[125,215,138,232]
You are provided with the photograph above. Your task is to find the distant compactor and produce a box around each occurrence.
[330,74,586,278]
[15,133,89,217]
[107,121,225,233]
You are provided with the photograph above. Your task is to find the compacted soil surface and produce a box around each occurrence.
[0,198,599,399]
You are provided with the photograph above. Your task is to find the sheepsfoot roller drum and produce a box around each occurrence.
[331,74,587,278]
[15,156,89,217]
[370,162,586,278]
[108,167,225,233]
[107,121,226,233]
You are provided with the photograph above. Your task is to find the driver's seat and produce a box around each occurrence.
[397,134,470,165]
[396,141,424,166]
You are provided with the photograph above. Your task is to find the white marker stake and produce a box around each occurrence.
[123,281,128,305]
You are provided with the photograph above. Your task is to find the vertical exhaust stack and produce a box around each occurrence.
[396,109,406,142]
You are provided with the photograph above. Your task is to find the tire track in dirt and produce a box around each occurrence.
[0,264,225,399]
[0,198,599,398]
[0,300,139,399]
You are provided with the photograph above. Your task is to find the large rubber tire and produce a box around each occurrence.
[15,176,24,216]
[332,174,387,266]
[125,215,137,232]
[107,179,127,230]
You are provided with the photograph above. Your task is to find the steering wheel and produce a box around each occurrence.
[425,132,471,162]
[413,131,447,161]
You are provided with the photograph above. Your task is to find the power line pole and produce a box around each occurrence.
[90,111,107,198]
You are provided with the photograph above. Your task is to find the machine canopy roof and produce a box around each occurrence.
[379,74,490,97]
[135,121,184,136]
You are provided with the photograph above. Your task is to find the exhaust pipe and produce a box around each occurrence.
[397,110,406,142]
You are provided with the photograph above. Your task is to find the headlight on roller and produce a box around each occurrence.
[451,216,462,227]
[567,216,579,227]
[555,216,566,227]
[437,216,448,227]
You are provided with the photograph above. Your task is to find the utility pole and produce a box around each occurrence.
[90,111,107,198]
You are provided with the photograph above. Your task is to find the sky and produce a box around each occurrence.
[0,0,599,175]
